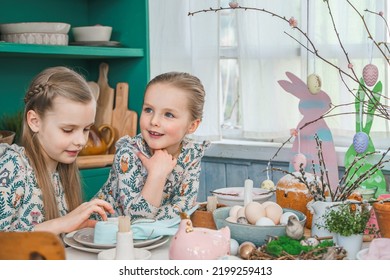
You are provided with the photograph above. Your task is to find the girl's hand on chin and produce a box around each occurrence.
[138,150,177,177]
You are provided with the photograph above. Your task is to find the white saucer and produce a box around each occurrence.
[356,248,368,260]
[72,228,163,249]
[64,231,170,253]
[98,248,152,260]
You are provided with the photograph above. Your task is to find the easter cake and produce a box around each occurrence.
[276,172,317,228]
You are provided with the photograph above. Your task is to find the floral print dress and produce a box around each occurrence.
[94,134,210,220]
[0,144,68,231]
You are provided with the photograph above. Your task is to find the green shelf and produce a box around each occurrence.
[0,42,144,59]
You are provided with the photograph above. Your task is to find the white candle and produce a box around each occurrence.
[244,179,253,206]
[207,196,218,212]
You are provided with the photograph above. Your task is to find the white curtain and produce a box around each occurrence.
[236,0,303,140]
[236,0,388,145]
[149,0,221,141]
[149,0,389,146]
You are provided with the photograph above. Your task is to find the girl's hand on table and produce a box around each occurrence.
[62,199,115,232]
[34,199,114,235]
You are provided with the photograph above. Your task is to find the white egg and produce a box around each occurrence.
[225,216,237,223]
[245,202,266,224]
[261,201,276,208]
[279,212,298,225]
[218,255,242,260]
[229,205,243,219]
[255,217,275,226]
[237,206,246,218]
[230,239,239,255]
[265,203,283,224]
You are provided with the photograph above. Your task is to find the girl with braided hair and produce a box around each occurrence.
[0,66,114,234]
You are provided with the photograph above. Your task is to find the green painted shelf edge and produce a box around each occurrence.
[0,42,144,59]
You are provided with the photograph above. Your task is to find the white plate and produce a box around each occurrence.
[98,248,151,260]
[141,236,170,251]
[63,231,103,253]
[211,187,273,206]
[356,248,368,260]
[72,228,163,249]
[64,232,170,254]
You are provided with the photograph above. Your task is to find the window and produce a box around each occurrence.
[218,0,389,148]
[149,0,389,148]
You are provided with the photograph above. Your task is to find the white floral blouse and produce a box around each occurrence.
[0,144,68,231]
[94,134,210,220]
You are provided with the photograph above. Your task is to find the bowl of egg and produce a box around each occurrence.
[213,201,306,246]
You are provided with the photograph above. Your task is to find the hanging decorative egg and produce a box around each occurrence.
[229,1,238,8]
[362,64,378,87]
[353,132,369,154]
[260,179,275,190]
[292,153,307,171]
[307,73,322,94]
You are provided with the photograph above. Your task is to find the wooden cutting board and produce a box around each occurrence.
[95,63,114,128]
[109,82,138,153]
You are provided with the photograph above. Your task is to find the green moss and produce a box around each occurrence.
[265,236,334,257]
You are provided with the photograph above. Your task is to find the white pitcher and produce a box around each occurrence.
[307,200,340,239]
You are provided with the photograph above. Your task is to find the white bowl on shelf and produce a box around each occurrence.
[0,22,70,45]
[1,33,68,45]
[0,22,70,34]
[72,25,112,42]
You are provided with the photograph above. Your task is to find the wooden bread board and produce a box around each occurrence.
[95,63,115,128]
[77,154,114,169]
[109,82,138,153]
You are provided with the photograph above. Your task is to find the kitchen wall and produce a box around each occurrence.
[197,143,390,202]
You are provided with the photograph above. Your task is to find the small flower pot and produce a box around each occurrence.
[373,200,390,238]
[336,233,363,260]
[190,203,227,229]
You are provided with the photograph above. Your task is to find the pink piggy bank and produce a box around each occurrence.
[169,213,231,260]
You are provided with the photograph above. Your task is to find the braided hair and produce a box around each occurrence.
[22,66,94,221]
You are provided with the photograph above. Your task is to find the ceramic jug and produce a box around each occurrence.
[307,200,340,239]
[79,124,115,156]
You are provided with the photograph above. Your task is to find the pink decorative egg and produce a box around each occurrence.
[353,132,369,154]
[292,153,307,171]
[229,1,238,8]
[362,64,378,87]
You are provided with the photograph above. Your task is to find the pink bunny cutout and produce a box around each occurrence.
[278,72,339,191]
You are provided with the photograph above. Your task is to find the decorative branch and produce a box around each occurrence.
[189,3,390,119]
[190,1,390,202]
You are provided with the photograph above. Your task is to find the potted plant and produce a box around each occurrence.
[0,110,23,144]
[320,201,372,259]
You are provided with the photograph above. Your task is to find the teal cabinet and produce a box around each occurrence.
[80,167,111,201]
[0,0,150,200]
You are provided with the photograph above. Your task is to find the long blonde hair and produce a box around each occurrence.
[22,66,94,221]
